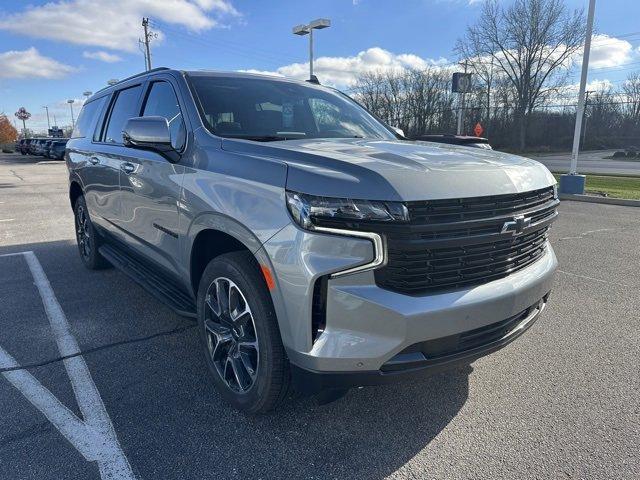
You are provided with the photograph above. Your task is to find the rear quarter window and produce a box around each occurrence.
[71,96,107,138]
[102,85,143,144]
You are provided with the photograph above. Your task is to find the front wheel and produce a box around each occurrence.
[73,196,110,270]
[197,251,290,413]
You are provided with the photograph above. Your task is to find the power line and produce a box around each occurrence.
[147,20,293,67]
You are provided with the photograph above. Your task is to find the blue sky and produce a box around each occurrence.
[1,0,638,132]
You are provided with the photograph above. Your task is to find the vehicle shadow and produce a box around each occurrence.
[0,239,470,480]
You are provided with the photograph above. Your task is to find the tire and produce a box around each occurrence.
[197,251,290,413]
[73,196,111,270]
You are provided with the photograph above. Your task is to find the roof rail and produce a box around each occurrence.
[93,67,170,95]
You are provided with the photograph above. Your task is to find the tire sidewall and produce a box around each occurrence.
[197,253,281,413]
[73,196,103,269]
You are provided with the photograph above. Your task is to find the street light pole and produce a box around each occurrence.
[561,0,596,194]
[67,99,75,130]
[309,27,314,78]
[42,106,51,131]
[457,60,469,135]
[293,18,331,81]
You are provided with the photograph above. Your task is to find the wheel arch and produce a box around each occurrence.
[69,180,83,211]
[186,213,278,294]
[189,228,252,295]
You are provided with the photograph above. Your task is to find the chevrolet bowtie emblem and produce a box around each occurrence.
[501,215,532,235]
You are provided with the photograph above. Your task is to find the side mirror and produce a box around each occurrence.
[122,116,179,162]
[391,126,405,138]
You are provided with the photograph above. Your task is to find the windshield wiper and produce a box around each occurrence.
[222,134,300,142]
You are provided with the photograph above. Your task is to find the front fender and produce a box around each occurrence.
[181,211,290,348]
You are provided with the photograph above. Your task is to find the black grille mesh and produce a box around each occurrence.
[374,187,558,294]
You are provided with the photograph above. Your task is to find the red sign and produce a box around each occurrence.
[474,122,484,137]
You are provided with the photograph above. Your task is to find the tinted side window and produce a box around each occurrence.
[104,85,143,143]
[142,81,186,150]
[71,96,107,138]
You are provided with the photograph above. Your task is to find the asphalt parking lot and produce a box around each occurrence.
[0,151,638,480]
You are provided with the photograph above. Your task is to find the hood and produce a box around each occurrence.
[221,137,556,201]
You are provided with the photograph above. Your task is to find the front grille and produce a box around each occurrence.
[314,186,558,295]
[377,226,550,293]
[375,186,558,294]
[407,186,555,224]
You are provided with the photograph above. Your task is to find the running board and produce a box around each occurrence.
[99,243,197,318]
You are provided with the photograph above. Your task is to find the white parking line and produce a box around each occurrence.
[558,269,631,288]
[0,251,136,480]
[558,228,615,241]
[0,218,15,222]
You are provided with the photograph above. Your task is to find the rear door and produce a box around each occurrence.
[68,95,114,228]
[83,85,144,235]
[116,77,187,275]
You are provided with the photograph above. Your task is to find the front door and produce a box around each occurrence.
[116,79,187,275]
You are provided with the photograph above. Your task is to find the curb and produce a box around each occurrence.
[559,193,640,207]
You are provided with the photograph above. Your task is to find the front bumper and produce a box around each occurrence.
[262,223,557,378]
[291,294,548,394]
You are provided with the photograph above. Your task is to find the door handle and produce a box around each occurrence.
[121,162,135,174]
[89,156,100,165]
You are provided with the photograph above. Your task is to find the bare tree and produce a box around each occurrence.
[353,68,457,137]
[622,73,640,125]
[457,0,585,150]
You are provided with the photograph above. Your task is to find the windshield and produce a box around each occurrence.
[187,75,396,141]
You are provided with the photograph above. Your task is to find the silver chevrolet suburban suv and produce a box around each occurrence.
[66,68,558,413]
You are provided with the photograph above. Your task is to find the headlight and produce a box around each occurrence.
[286,191,409,230]
[553,183,559,199]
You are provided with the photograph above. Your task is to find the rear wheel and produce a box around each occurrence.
[197,251,290,413]
[74,196,110,270]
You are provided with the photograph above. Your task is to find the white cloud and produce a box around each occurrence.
[589,34,634,69]
[82,51,123,63]
[0,47,76,79]
[0,0,240,53]
[585,78,615,91]
[248,47,451,88]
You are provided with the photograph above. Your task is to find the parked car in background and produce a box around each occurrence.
[30,139,44,155]
[43,140,53,158]
[66,69,558,413]
[48,139,68,160]
[21,138,34,155]
[27,139,38,155]
[412,134,493,150]
[23,139,33,154]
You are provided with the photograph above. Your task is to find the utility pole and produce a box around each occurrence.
[561,0,596,194]
[582,90,595,147]
[457,60,469,135]
[42,106,51,131]
[142,18,152,71]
